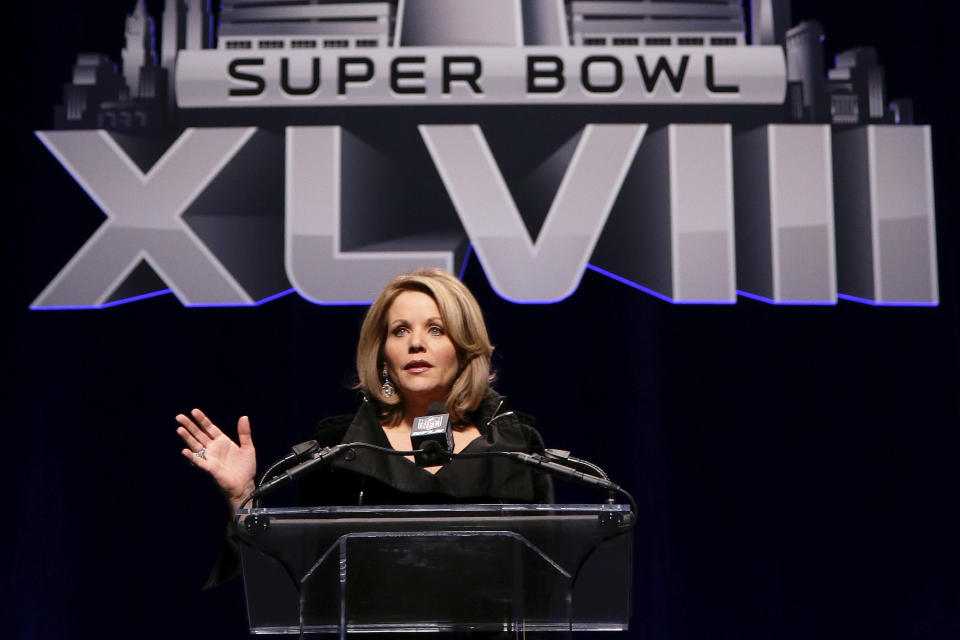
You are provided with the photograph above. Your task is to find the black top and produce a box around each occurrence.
[300,392,554,506]
[206,391,552,588]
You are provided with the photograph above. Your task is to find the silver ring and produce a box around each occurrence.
[194,447,206,460]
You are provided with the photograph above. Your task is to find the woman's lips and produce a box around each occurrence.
[404,360,432,373]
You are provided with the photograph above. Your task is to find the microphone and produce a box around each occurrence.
[288,439,321,462]
[255,439,321,493]
[251,443,351,500]
[501,451,621,490]
[410,402,453,467]
[248,428,452,503]
[451,448,620,492]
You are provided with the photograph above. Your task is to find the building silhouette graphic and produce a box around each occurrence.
[828,47,890,124]
[568,0,746,47]
[122,1,155,97]
[50,0,915,130]
[752,0,792,46]
[218,0,395,50]
[55,0,168,130]
[785,20,828,122]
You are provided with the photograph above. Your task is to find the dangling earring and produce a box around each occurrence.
[381,364,395,398]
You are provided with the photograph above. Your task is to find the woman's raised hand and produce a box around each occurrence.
[176,408,257,512]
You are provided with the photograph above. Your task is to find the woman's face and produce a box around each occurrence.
[383,290,460,406]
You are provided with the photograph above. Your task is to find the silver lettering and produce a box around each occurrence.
[33,128,258,308]
[419,124,646,302]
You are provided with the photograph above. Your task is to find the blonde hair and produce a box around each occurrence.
[356,269,494,426]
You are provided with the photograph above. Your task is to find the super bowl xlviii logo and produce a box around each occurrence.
[35,1,938,308]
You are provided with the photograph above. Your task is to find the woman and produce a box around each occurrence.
[176,268,552,515]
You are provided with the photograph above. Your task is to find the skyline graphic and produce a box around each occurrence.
[53,0,910,129]
[36,1,938,309]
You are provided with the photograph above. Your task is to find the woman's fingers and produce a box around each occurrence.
[181,447,212,471]
[175,412,212,446]
[191,408,225,439]
[176,425,204,452]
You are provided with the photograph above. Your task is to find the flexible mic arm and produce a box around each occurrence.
[253,443,350,498]
[257,439,321,491]
[239,441,423,510]
[239,443,637,531]
[449,449,637,528]
[451,449,618,490]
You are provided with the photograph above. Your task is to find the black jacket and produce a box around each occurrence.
[300,392,554,506]
[206,392,552,587]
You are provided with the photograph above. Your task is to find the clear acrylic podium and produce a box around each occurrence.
[236,503,633,635]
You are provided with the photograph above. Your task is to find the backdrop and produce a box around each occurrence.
[4,2,959,639]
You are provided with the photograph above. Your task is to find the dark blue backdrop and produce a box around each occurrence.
[4,2,959,639]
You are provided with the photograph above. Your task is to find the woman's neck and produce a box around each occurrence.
[400,394,446,426]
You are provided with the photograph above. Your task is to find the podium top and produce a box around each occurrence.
[237,502,631,519]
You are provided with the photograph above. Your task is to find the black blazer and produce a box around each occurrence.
[206,392,552,587]
[300,392,554,506]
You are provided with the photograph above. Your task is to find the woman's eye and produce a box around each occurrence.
[393,327,408,337]
[429,326,444,336]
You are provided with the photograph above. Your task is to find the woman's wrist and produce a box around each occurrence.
[227,480,257,513]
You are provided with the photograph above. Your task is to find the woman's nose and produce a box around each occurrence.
[407,331,425,352]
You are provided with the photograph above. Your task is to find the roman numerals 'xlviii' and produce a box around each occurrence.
[419,124,647,302]
[33,128,258,308]
[33,123,938,308]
